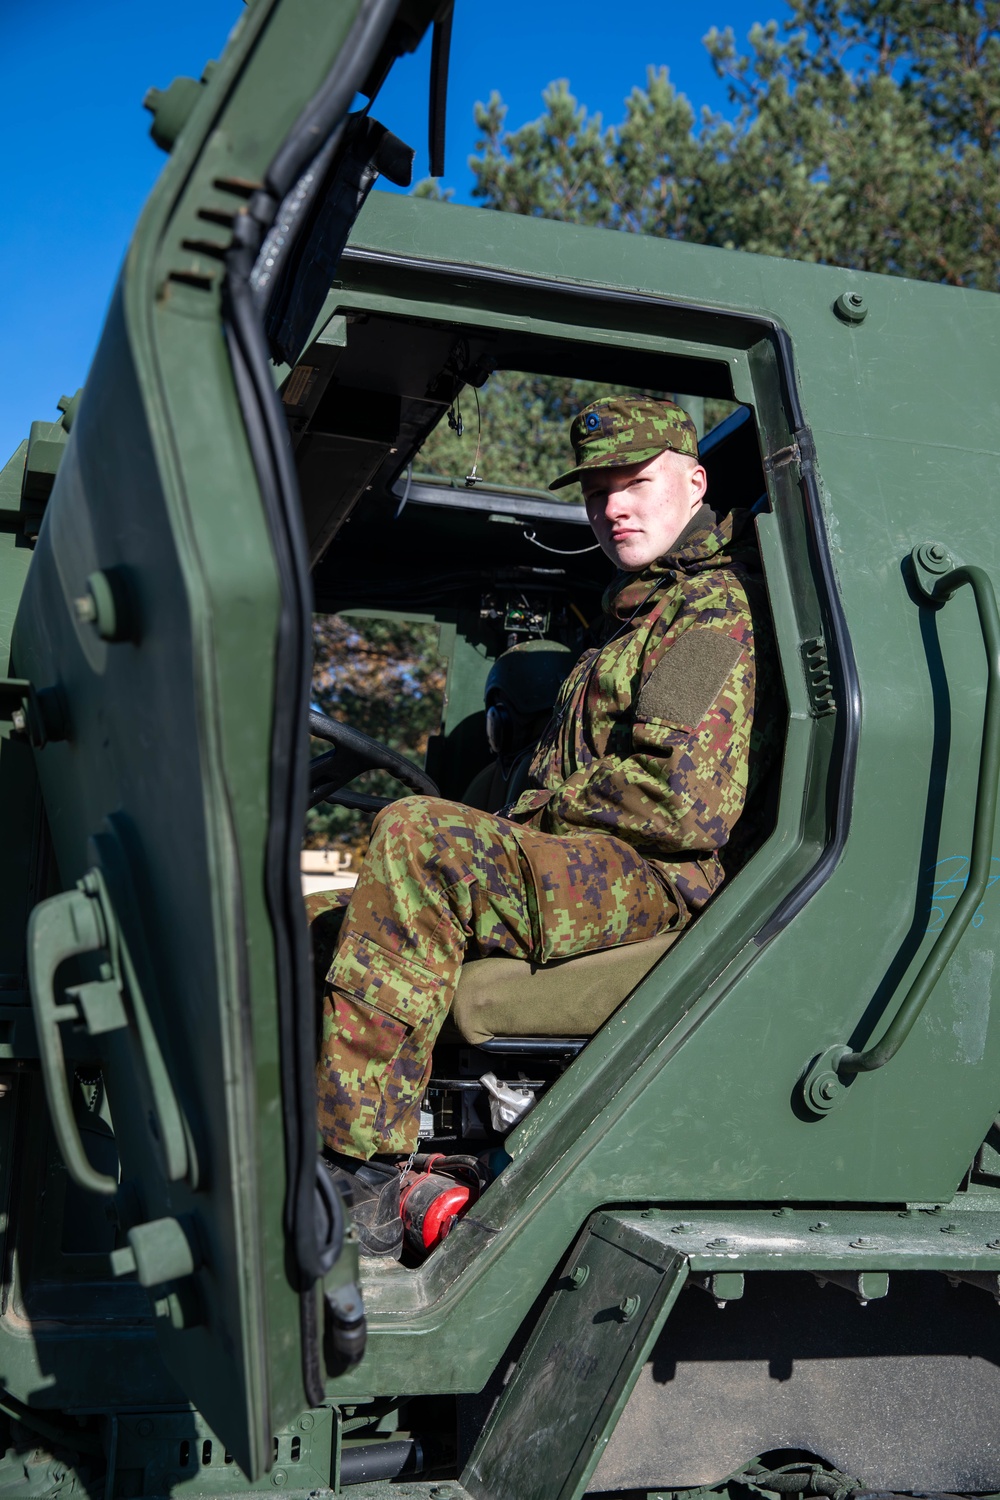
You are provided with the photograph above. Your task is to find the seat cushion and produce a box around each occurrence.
[449,931,678,1046]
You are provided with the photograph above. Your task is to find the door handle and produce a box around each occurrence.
[27,867,190,1192]
[802,543,1000,1116]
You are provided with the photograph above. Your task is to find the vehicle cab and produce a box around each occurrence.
[3,2,1000,1493]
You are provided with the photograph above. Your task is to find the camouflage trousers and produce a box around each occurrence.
[315,796,679,1160]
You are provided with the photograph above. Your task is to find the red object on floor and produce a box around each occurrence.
[399,1154,485,1257]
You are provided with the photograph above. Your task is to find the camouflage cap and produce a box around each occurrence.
[549,395,699,491]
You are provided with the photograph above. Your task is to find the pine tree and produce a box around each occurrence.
[469,2,1000,286]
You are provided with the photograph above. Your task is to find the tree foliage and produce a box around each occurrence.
[415,374,741,506]
[307,616,446,857]
[414,374,731,495]
[416,373,605,493]
[469,1,1000,287]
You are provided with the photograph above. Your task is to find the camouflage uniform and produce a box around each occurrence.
[509,505,770,914]
[316,804,675,1158]
[316,398,776,1160]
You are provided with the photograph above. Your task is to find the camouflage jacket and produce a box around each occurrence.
[506,505,777,923]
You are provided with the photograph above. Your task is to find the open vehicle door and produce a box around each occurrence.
[10,0,452,1477]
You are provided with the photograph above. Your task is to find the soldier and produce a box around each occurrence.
[316,395,775,1256]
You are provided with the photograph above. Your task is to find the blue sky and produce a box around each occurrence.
[0,0,792,465]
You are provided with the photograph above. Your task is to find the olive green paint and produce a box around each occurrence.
[321,192,1000,1398]
[3,21,1000,1494]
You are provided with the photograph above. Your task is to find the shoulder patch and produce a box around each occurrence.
[636,629,744,728]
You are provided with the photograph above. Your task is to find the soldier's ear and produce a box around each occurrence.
[690,462,708,505]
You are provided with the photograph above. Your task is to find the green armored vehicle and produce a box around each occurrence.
[4,2,1000,1496]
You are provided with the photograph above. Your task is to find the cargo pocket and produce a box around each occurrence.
[328,931,446,1028]
[317,990,419,1158]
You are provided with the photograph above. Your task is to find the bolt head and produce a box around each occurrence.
[913,541,953,579]
[802,1046,852,1115]
[835,289,869,323]
[805,1066,841,1112]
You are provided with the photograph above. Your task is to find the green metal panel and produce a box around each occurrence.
[0,536,40,1000]
[305,192,1000,1400]
[8,51,1000,1482]
[461,1205,1000,1500]
[0,1071,189,1414]
[333,1489,472,1500]
[7,0,402,1476]
[464,1213,687,1500]
[1,446,40,998]
[110,1405,336,1496]
[596,1206,1000,1275]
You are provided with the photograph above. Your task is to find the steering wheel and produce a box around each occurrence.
[307,709,440,813]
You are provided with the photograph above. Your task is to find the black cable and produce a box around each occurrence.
[220,0,403,1409]
[428,5,453,177]
[265,1,398,200]
[224,263,319,1293]
[314,1158,345,1274]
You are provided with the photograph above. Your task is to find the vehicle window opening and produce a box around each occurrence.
[413,369,739,499]
[299,313,786,1247]
[307,614,447,867]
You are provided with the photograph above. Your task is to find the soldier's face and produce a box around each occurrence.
[582,449,708,571]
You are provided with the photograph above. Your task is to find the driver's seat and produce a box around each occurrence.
[448,930,678,1048]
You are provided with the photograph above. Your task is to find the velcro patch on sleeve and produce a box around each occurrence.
[636,629,745,729]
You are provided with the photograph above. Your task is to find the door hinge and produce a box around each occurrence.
[763,441,800,474]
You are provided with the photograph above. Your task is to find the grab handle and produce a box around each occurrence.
[802,544,1000,1115]
[27,867,190,1191]
[28,880,121,1193]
